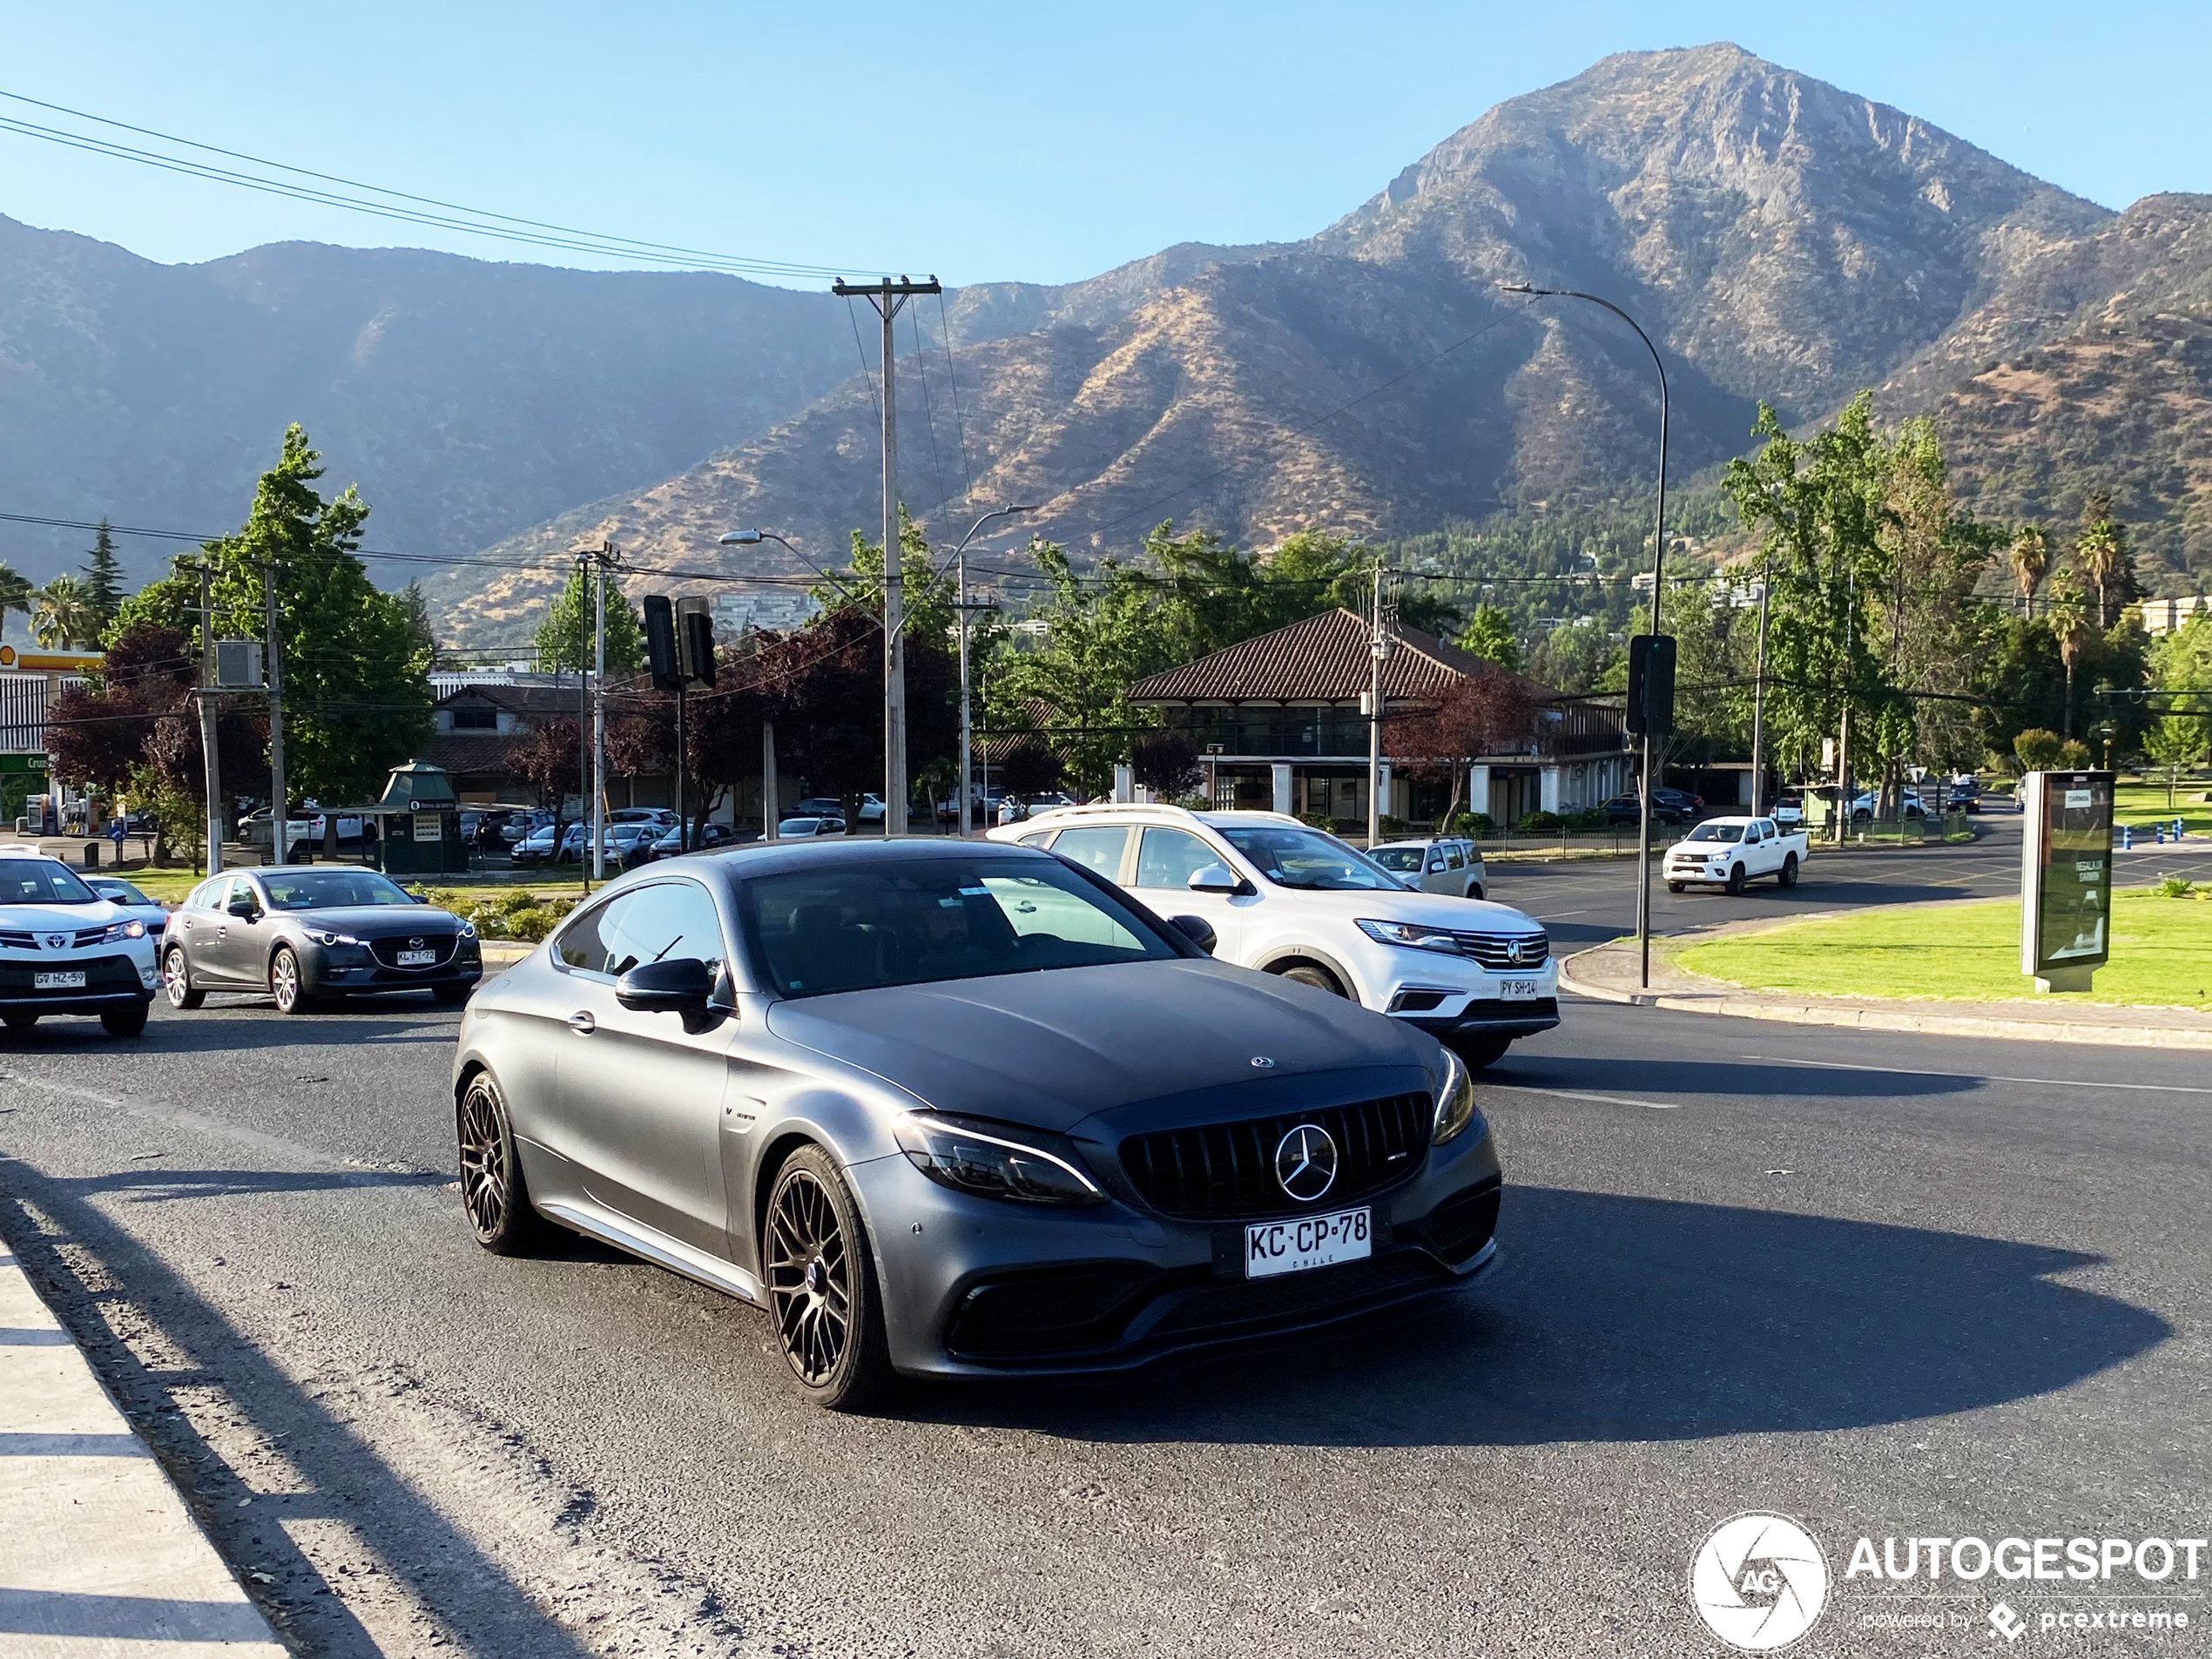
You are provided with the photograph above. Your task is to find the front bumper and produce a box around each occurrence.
[1400,998,1560,1039]
[301,939,482,995]
[0,949,158,1015]
[846,1119,1504,1379]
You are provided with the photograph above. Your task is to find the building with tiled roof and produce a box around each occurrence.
[1128,608,1629,827]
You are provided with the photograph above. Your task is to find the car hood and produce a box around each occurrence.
[280,905,460,935]
[1257,885,1541,931]
[0,900,126,932]
[764,959,1435,1132]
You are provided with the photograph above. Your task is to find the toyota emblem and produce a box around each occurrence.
[1272,1123,1338,1203]
[44,934,64,951]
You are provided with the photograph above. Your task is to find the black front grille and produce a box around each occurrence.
[0,930,36,949]
[71,927,105,948]
[1404,1180,1501,1266]
[0,953,142,994]
[944,1264,1154,1359]
[1119,1092,1433,1220]
[369,934,457,969]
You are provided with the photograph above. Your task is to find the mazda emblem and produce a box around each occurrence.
[409,937,425,950]
[1273,1123,1338,1203]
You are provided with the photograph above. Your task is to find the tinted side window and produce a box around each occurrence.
[560,880,725,980]
[1132,827,1219,889]
[1444,845,1465,870]
[1048,826,1129,880]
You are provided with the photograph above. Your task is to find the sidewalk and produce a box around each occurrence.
[0,1241,283,1656]
[1561,931,2212,1051]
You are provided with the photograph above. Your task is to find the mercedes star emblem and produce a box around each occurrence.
[1250,1055,1275,1069]
[1273,1123,1339,1203]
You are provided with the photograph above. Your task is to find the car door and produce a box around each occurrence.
[1129,825,1244,956]
[547,878,738,1258]
[170,879,224,980]
[196,876,262,984]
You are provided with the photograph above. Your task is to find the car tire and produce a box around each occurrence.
[1450,1034,1512,1069]
[434,983,472,1006]
[3,1013,37,1031]
[1667,881,1686,894]
[269,947,315,1015]
[1725,864,1746,896]
[1777,853,1799,888]
[763,1144,894,1413]
[1465,883,1484,900]
[456,1071,550,1256]
[162,947,205,1009]
[1272,961,1348,998]
[101,1002,149,1038]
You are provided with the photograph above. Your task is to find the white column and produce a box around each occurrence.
[1540,765,1562,814]
[1113,763,1134,804]
[1468,765,1491,821]
[1271,764,1293,815]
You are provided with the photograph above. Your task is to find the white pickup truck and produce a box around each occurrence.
[1663,814,1807,894]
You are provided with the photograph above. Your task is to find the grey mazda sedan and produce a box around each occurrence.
[451,839,1501,1409]
[165,866,482,1014]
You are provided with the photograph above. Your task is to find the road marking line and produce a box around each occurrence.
[1486,1083,1680,1110]
[1741,1054,2212,1096]
[1529,908,1591,921]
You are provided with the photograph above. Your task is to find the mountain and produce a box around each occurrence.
[430,42,2139,642]
[0,216,864,582]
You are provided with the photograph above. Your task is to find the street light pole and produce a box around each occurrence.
[1750,556,1772,819]
[942,504,1041,839]
[1500,281,1669,987]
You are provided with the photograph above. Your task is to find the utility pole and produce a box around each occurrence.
[196,563,222,876]
[1834,559,1857,845]
[591,542,610,882]
[575,545,592,895]
[833,275,942,838]
[1367,556,1390,848]
[263,563,286,868]
[1750,563,1771,818]
[761,721,778,842]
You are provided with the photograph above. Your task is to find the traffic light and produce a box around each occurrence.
[1626,633,1676,737]
[642,595,682,691]
[676,597,715,688]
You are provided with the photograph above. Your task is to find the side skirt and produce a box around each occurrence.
[536,1198,764,1307]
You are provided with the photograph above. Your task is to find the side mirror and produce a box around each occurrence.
[1426,857,1447,873]
[226,894,259,920]
[615,957,721,1028]
[1168,914,1217,955]
[1186,863,1242,895]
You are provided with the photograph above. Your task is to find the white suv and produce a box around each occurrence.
[988,806,1555,1064]
[0,846,160,1036]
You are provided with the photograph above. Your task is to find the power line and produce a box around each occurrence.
[0,89,865,280]
[935,292,974,508]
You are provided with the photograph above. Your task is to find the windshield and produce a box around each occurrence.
[744,858,1178,998]
[1217,826,1405,892]
[1684,823,1743,843]
[89,879,152,906]
[1367,846,1426,873]
[260,870,418,910]
[0,859,98,905]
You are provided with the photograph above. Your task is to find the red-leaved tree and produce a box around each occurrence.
[1386,669,1540,825]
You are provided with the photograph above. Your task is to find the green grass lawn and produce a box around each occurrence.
[99,867,602,909]
[2114,779,2212,838]
[1676,887,2212,1008]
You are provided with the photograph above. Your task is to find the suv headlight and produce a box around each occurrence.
[308,929,363,948]
[100,919,146,943]
[1433,1047,1480,1145]
[1357,917,1464,954]
[894,1111,1105,1205]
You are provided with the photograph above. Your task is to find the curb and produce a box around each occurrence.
[1558,948,2212,1052]
[0,1240,285,1655]
[479,941,535,968]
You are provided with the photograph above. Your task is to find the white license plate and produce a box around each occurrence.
[1499,978,1541,1000]
[1244,1207,1371,1279]
[34,970,85,990]
[396,950,436,968]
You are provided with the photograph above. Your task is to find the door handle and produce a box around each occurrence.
[566,1010,596,1034]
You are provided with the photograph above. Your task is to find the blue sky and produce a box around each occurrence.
[2,1,2207,288]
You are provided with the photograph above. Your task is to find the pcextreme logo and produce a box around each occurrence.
[1689,1513,1831,1651]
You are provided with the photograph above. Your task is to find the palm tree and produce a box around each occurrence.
[2043,571,2092,739]
[2074,522,2123,630]
[28,576,99,650]
[0,562,31,632]
[2006,525,2049,618]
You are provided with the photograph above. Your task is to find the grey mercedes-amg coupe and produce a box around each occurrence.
[451,838,1501,1408]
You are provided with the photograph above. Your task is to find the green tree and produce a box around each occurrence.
[1456,604,1521,670]
[82,519,125,627]
[0,561,30,631]
[30,576,100,649]
[198,424,432,805]
[2013,727,2064,772]
[536,563,644,673]
[2006,524,2049,618]
[2143,717,2206,808]
[2042,571,2093,740]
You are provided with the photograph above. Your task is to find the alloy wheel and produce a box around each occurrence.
[457,1078,508,1238]
[163,950,190,1007]
[271,949,300,1012]
[765,1170,852,1386]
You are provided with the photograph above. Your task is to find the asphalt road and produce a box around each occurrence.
[0,847,2207,1656]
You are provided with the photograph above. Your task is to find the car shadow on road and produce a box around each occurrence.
[905,1185,2168,1448]
[0,1007,459,1055]
[0,1157,605,1659]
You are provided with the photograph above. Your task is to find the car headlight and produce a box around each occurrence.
[1357,917,1466,954]
[308,929,363,948]
[1433,1047,1480,1145]
[101,919,146,943]
[457,920,477,940]
[894,1111,1105,1205]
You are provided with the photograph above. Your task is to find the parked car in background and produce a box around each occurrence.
[788,798,846,821]
[645,822,741,860]
[450,837,1501,1407]
[163,865,480,1015]
[84,876,169,943]
[610,808,679,831]
[1366,838,1487,900]
[1850,789,1926,822]
[502,810,556,846]
[1770,792,1804,828]
[775,815,845,840]
[1663,816,1807,894]
[995,804,1554,1067]
[510,823,577,866]
[0,848,158,1036]
[853,793,887,825]
[238,808,317,848]
[1602,791,1697,826]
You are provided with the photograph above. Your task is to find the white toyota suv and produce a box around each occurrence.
[989,806,1556,1064]
[0,846,160,1036]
